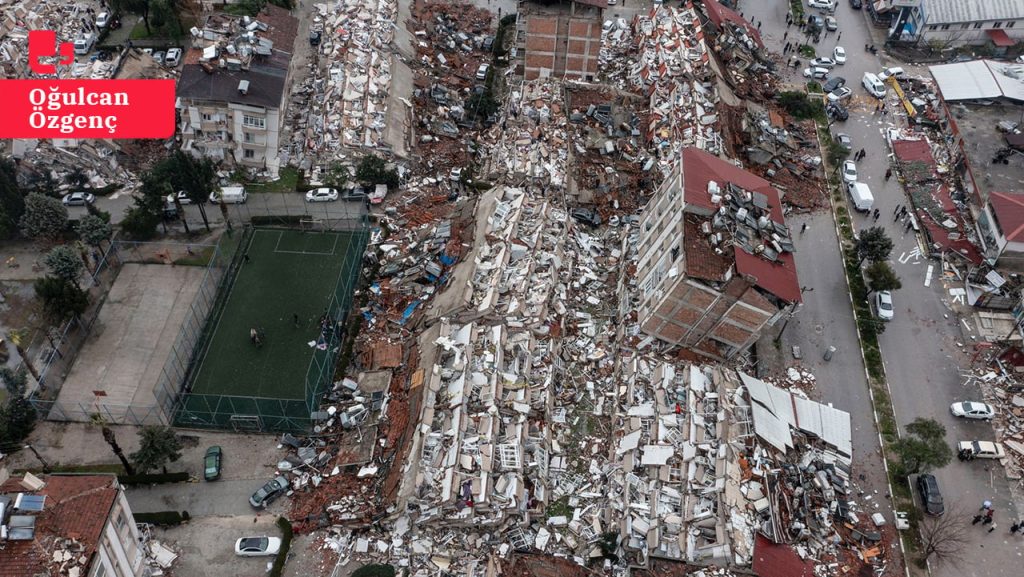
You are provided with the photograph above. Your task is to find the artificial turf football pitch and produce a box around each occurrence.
[185,228,363,415]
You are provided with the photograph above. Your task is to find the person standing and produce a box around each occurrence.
[885,168,893,181]
[984,508,995,524]
[293,313,300,328]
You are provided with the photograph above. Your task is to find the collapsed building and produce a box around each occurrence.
[634,147,801,362]
[520,0,605,82]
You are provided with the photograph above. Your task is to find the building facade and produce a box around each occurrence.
[520,0,604,81]
[915,0,1024,47]
[635,148,800,361]
[0,472,144,577]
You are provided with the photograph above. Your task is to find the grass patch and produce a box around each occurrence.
[807,81,823,94]
[130,21,152,40]
[789,0,804,19]
[799,45,816,58]
[173,245,216,266]
[247,166,302,193]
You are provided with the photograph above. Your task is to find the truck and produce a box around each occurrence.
[847,181,874,212]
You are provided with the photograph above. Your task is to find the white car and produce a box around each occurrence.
[95,12,110,28]
[164,47,182,67]
[950,401,995,420]
[827,86,853,102]
[476,63,490,81]
[825,16,838,31]
[841,160,858,183]
[875,290,893,320]
[879,66,905,81]
[62,191,95,206]
[833,46,846,64]
[957,440,1006,460]
[810,57,837,69]
[234,536,282,557]
[803,67,830,80]
[305,187,339,202]
[808,0,836,9]
[166,191,192,205]
[862,72,886,98]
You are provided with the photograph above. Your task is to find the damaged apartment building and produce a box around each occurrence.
[634,147,801,362]
[175,5,298,176]
[519,0,604,82]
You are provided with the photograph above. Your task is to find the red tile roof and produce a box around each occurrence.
[734,248,801,303]
[891,138,935,167]
[0,475,119,577]
[700,0,764,49]
[682,147,784,223]
[752,535,816,577]
[989,191,1024,242]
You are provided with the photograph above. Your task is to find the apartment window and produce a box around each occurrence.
[974,22,984,29]
[671,245,680,261]
[1008,21,1016,28]
[92,563,107,577]
[242,114,265,129]
[928,24,937,31]
[244,149,255,159]
[941,24,950,30]
[244,132,253,143]
[201,113,212,121]
[993,21,1003,28]
[643,276,655,295]
[115,512,126,531]
[961,23,969,30]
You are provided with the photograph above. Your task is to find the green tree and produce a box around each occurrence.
[130,425,183,474]
[355,154,399,190]
[0,367,37,447]
[120,206,161,240]
[148,152,216,231]
[777,91,823,120]
[857,226,894,265]
[34,276,89,320]
[44,244,85,282]
[0,157,25,239]
[102,426,136,476]
[351,565,396,577]
[19,193,69,241]
[893,418,952,476]
[111,0,155,35]
[65,169,88,189]
[77,214,113,249]
[467,89,499,120]
[865,261,903,293]
[324,162,351,189]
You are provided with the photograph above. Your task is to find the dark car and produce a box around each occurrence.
[204,446,222,481]
[309,30,322,46]
[482,35,495,53]
[249,475,289,508]
[341,186,368,201]
[849,0,862,8]
[916,474,945,516]
[571,208,602,227]
[822,76,846,93]
[826,102,849,121]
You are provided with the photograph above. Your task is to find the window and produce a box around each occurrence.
[1008,21,1016,28]
[242,114,265,129]
[671,245,680,261]
[92,563,107,577]
[244,132,253,143]
[974,22,984,29]
[244,149,255,159]
[993,21,1003,28]
[928,24,937,31]
[201,113,212,121]
[961,23,969,30]
[115,512,126,531]
[941,24,950,30]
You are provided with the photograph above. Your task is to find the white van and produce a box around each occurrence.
[862,72,886,98]
[209,186,247,204]
[847,181,874,212]
[878,66,905,81]
[74,33,96,55]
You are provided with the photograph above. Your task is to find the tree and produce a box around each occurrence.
[324,162,350,189]
[77,215,113,249]
[355,154,399,190]
[120,206,161,240]
[918,506,969,568]
[44,245,85,282]
[777,91,823,120]
[65,169,88,189]
[111,0,155,35]
[101,426,136,475]
[865,261,903,294]
[0,367,37,447]
[467,89,499,121]
[34,276,89,321]
[5,330,40,385]
[147,152,217,231]
[130,425,183,474]
[857,226,894,265]
[0,157,25,239]
[893,418,952,476]
[19,193,69,241]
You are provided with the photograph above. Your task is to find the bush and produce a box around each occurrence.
[352,565,397,577]
[249,215,308,226]
[118,471,189,485]
[777,91,823,120]
[269,517,295,577]
[134,511,190,526]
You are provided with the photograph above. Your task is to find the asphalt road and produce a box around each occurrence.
[66,192,367,226]
[126,478,290,518]
[743,0,1024,573]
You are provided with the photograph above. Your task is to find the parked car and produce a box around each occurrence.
[482,35,495,52]
[803,67,830,80]
[808,0,836,10]
[571,208,602,227]
[822,76,846,92]
[916,473,944,516]
[450,167,464,182]
[850,0,863,9]
[95,12,111,28]
[309,30,322,46]
[826,102,849,121]
[476,63,490,81]
[204,446,222,481]
[833,46,846,64]
[957,440,1006,460]
[305,187,339,202]
[807,15,825,29]
[235,536,282,557]
[862,72,886,98]
[950,401,995,420]
[341,186,368,201]
[62,191,95,206]
[879,66,906,81]
[875,290,893,320]
[164,47,182,67]
[841,160,858,184]
[152,50,166,66]
[249,475,290,508]
[166,191,192,205]
[810,57,837,69]
[827,86,853,102]
[835,133,852,151]
[825,16,838,31]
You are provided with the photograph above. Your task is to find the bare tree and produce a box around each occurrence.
[919,506,970,568]
[102,426,136,476]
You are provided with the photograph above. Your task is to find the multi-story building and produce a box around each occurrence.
[635,147,801,361]
[0,472,145,577]
[892,0,1024,50]
[519,0,604,81]
[176,5,298,177]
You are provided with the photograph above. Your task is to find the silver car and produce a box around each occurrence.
[950,401,995,420]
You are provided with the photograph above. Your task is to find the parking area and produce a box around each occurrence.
[152,515,285,577]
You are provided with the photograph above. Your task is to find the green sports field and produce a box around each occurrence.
[182,228,364,426]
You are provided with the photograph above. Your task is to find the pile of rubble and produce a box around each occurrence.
[967,367,1024,484]
[488,79,569,186]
